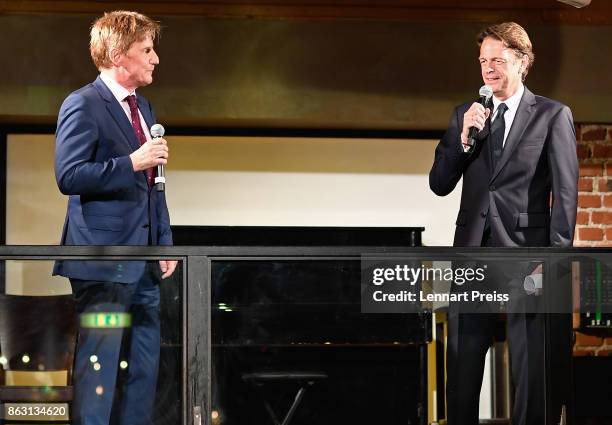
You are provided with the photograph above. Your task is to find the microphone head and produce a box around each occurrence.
[150,123,165,138]
[479,85,493,101]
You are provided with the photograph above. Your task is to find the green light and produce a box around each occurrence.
[80,313,132,328]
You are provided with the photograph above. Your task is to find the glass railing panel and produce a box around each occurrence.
[209,258,429,425]
[0,258,184,425]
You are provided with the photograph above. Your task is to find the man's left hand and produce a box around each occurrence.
[159,260,178,279]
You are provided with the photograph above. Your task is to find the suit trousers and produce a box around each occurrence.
[446,308,545,425]
[69,262,161,425]
[446,249,546,425]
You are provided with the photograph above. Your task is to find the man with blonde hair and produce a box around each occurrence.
[430,22,578,424]
[54,10,176,425]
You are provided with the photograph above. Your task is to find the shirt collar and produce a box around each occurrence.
[491,83,524,116]
[99,71,136,103]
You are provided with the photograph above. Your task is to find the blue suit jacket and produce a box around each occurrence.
[53,76,172,283]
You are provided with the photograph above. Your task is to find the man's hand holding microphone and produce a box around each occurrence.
[129,124,167,192]
[461,85,493,152]
[129,131,167,171]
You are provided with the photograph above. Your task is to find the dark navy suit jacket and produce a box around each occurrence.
[53,76,172,283]
[429,87,578,248]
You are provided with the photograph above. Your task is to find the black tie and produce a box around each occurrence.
[490,103,508,169]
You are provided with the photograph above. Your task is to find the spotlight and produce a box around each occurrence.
[557,0,591,8]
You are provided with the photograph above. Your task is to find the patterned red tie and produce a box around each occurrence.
[126,95,153,187]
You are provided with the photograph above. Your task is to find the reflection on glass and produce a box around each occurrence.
[0,259,184,425]
[210,259,430,425]
[573,258,612,329]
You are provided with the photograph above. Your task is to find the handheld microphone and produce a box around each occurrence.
[150,123,166,192]
[465,85,493,151]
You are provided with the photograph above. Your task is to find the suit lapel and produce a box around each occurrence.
[491,87,536,181]
[93,76,141,151]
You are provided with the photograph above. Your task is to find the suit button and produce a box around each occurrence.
[142,224,150,228]
[489,185,496,191]
[480,212,487,218]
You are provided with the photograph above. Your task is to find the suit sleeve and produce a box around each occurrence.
[157,193,173,246]
[55,93,136,195]
[548,106,578,247]
[429,106,472,196]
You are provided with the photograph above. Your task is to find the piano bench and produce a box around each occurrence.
[241,371,327,425]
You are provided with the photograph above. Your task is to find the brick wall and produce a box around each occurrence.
[573,124,612,356]
[575,124,612,247]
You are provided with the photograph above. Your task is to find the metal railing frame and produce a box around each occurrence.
[2,245,608,425]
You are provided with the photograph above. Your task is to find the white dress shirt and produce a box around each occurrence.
[99,71,152,142]
[490,83,524,147]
